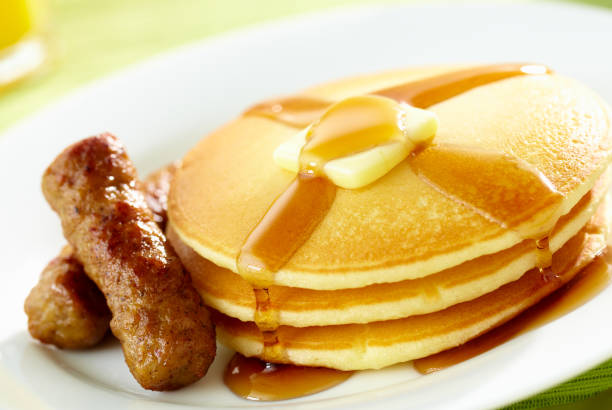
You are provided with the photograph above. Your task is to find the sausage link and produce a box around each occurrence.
[140,161,179,231]
[41,133,215,390]
[24,245,111,349]
[25,163,178,350]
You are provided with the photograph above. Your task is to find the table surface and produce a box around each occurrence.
[1,1,611,409]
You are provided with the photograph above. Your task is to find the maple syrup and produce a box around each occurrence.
[414,248,611,374]
[252,288,277,332]
[220,245,610,401]
[246,63,550,127]
[236,63,557,367]
[237,175,335,285]
[240,64,555,292]
[375,63,550,108]
[409,143,562,275]
[244,96,331,128]
[224,353,353,401]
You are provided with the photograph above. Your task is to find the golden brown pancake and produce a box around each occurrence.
[169,65,612,290]
[168,172,609,327]
[211,204,608,370]
[167,64,612,370]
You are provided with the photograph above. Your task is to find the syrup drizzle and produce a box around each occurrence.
[408,143,563,274]
[237,175,336,288]
[536,236,556,281]
[224,353,353,401]
[238,63,555,353]
[254,289,288,362]
[245,96,331,128]
[253,288,278,331]
[414,247,612,374]
[245,63,551,128]
[374,63,551,107]
[221,242,610,401]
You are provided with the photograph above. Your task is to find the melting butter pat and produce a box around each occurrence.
[324,141,410,189]
[273,96,438,189]
[273,126,309,173]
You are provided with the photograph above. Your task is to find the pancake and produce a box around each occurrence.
[168,171,610,327]
[169,64,612,290]
[168,64,612,371]
[211,203,608,370]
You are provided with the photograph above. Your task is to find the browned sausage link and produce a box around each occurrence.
[24,245,111,349]
[141,161,180,231]
[41,133,215,391]
[24,164,179,350]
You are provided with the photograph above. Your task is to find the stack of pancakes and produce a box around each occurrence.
[167,65,612,370]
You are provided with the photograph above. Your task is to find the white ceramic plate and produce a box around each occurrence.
[1,2,612,409]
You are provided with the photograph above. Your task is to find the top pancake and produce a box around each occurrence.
[169,65,612,290]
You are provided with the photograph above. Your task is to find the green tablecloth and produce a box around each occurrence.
[1,0,611,408]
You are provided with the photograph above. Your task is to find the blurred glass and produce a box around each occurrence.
[0,0,46,91]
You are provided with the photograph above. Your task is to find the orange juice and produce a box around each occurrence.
[0,0,46,89]
[0,0,34,51]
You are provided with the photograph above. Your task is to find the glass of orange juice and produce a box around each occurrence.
[0,0,46,90]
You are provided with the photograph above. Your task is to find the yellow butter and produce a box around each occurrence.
[397,103,438,148]
[273,96,438,188]
[273,126,309,173]
[324,141,411,189]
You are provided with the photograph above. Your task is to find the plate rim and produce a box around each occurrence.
[2,2,612,409]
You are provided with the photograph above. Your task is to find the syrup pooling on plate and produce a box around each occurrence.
[413,246,612,374]
[224,353,353,401]
[237,63,555,369]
